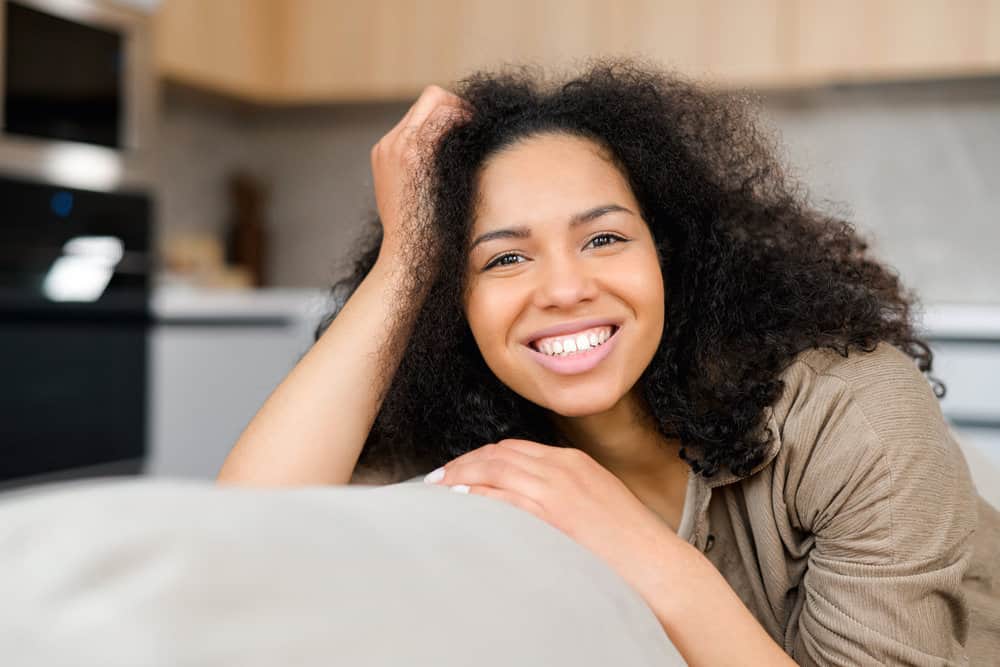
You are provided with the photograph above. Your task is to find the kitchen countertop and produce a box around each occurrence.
[917,303,1000,340]
[151,286,1000,340]
[151,286,330,324]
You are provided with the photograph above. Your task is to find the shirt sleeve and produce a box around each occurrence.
[782,354,979,666]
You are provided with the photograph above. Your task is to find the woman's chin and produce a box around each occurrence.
[539,392,621,418]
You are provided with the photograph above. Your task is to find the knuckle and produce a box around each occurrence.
[482,443,501,458]
[493,459,513,476]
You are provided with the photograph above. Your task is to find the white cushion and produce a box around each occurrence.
[0,477,685,666]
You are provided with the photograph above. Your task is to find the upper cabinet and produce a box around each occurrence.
[153,0,1000,104]
[154,0,282,102]
[788,0,1000,84]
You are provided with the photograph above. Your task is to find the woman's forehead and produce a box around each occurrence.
[471,134,637,232]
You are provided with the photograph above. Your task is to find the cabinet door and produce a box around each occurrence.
[155,0,1000,102]
[147,323,312,478]
[279,0,467,101]
[790,0,1000,82]
[154,0,281,99]
[280,0,791,100]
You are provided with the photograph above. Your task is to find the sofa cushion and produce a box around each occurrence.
[0,477,685,666]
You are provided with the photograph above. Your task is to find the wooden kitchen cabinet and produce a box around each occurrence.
[153,0,1000,104]
[154,0,283,102]
[788,0,1000,84]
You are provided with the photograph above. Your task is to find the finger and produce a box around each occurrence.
[495,438,561,459]
[459,484,546,519]
[438,457,550,505]
[405,102,471,148]
[389,86,439,135]
[423,102,472,128]
[443,440,542,473]
[393,85,464,140]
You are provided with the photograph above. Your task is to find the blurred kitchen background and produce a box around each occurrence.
[1,0,998,495]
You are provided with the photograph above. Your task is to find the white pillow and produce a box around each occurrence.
[0,477,685,666]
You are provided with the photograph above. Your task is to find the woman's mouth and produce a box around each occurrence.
[523,325,621,375]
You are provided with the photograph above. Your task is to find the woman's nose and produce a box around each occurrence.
[532,255,599,309]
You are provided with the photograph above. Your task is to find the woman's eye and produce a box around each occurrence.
[485,253,524,270]
[586,233,627,248]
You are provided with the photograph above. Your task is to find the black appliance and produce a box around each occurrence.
[4,1,124,148]
[0,174,152,488]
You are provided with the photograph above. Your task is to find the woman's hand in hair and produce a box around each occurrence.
[422,439,687,603]
[371,85,472,262]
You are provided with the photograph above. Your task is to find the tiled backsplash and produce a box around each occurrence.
[154,77,1000,304]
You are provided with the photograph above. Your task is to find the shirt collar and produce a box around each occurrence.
[694,407,783,489]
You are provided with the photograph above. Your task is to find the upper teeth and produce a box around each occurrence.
[533,326,614,356]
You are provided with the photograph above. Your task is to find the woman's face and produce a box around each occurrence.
[463,132,665,417]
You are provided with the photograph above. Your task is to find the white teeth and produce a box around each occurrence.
[534,325,615,357]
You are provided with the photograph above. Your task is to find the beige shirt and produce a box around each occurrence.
[398,340,999,663]
[674,341,1000,665]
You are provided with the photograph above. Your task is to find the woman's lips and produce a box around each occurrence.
[523,325,621,375]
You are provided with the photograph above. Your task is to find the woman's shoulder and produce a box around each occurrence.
[764,340,971,516]
[772,341,944,439]
[762,340,979,562]
[787,340,930,391]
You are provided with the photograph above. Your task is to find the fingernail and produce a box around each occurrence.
[450,484,470,494]
[423,467,445,484]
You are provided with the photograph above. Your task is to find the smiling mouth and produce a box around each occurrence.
[529,324,621,358]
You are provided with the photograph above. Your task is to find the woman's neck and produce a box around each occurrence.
[549,387,687,489]
[548,387,690,531]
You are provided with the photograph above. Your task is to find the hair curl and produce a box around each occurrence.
[315,56,942,484]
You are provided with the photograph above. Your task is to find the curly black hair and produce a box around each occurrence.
[315,56,942,484]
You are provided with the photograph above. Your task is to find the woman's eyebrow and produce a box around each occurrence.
[469,204,634,251]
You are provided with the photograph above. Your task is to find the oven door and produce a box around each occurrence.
[0,174,151,487]
[1,311,148,482]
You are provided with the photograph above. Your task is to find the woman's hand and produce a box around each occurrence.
[423,438,684,599]
[371,85,472,262]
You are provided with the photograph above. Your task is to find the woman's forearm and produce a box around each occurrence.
[216,256,414,487]
[642,535,798,667]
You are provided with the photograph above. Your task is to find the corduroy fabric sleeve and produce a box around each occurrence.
[781,352,979,666]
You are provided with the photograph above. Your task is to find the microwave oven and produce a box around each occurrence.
[0,0,155,191]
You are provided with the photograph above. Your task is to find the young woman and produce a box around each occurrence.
[217,58,999,665]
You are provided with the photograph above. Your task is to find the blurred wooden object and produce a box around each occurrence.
[153,0,1000,103]
[224,171,269,288]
